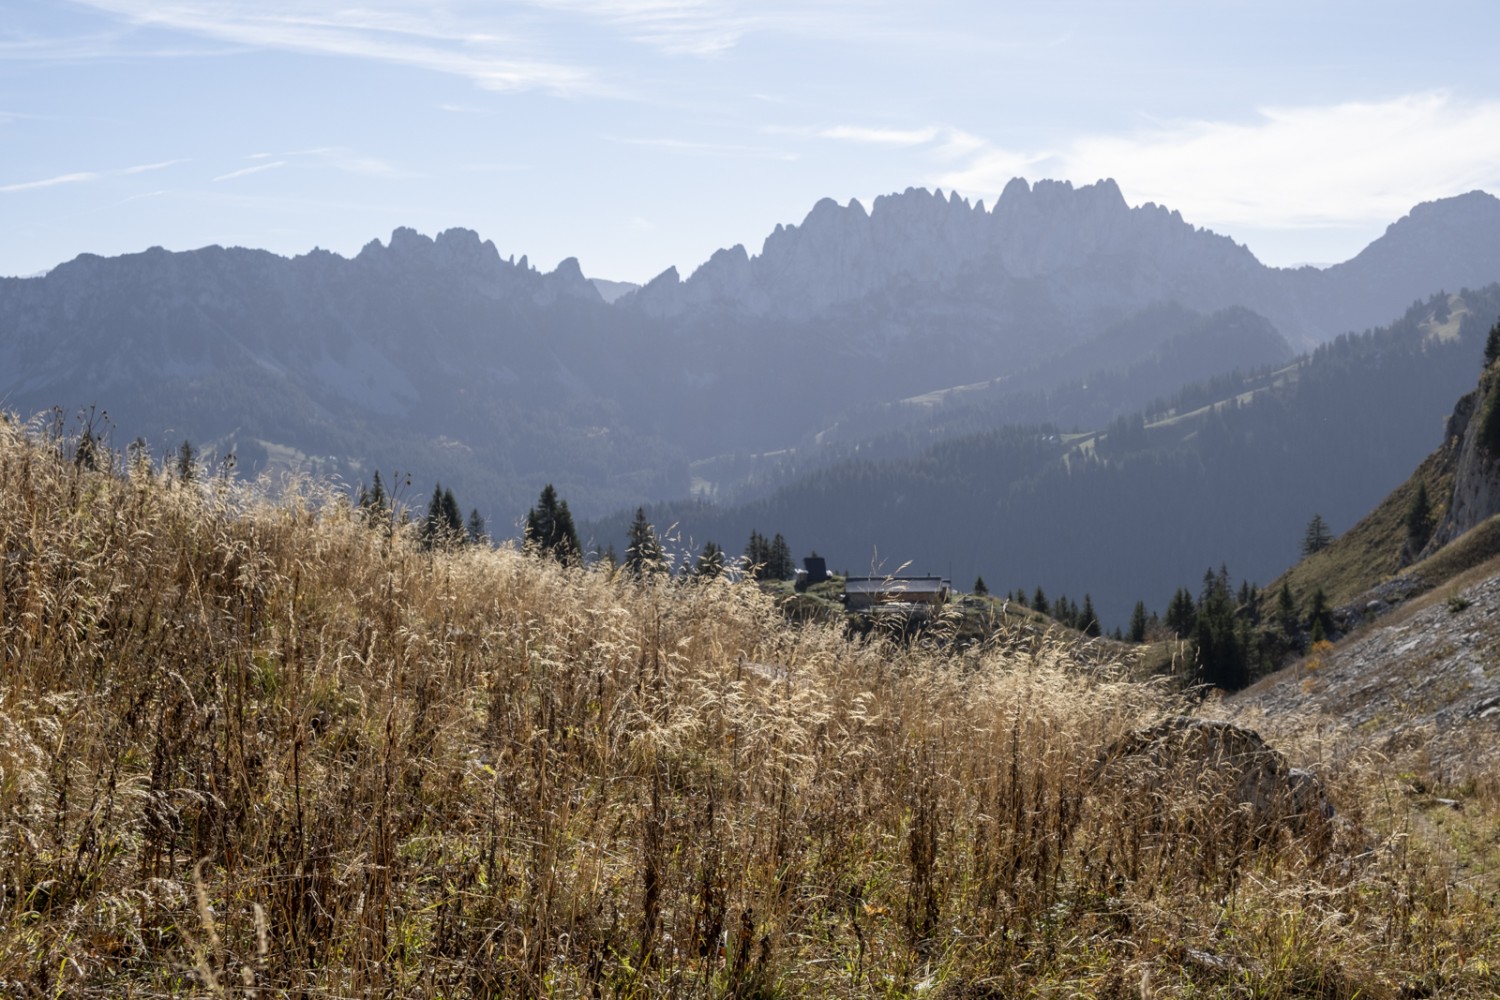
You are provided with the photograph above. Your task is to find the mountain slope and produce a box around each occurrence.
[598,288,1500,627]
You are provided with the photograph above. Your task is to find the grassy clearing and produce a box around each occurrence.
[1,417,1497,997]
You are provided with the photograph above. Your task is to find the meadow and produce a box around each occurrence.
[0,415,1495,998]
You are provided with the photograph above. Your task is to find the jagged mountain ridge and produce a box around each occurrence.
[5,180,1500,524]
[630,180,1500,352]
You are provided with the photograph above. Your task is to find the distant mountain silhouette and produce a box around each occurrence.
[5,180,1500,532]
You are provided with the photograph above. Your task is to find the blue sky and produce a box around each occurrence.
[5,1,1500,282]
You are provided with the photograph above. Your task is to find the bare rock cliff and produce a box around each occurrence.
[1431,374,1500,549]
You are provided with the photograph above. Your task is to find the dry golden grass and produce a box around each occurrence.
[1,416,1497,998]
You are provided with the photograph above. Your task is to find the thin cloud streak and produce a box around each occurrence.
[0,171,102,193]
[525,0,754,56]
[213,160,287,182]
[935,92,1500,233]
[619,137,798,160]
[125,159,189,173]
[818,125,940,146]
[67,1,604,95]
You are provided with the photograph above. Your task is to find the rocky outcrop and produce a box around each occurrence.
[1430,374,1500,549]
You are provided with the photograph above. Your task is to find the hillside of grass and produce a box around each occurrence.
[1273,443,1460,610]
[2,417,1498,997]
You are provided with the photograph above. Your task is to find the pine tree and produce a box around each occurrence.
[626,507,664,577]
[1302,513,1332,556]
[768,533,794,580]
[176,439,196,483]
[1032,586,1049,616]
[467,508,487,546]
[441,488,464,540]
[972,576,989,596]
[1308,587,1332,639]
[1277,580,1298,634]
[1165,586,1197,639]
[525,484,580,563]
[695,540,725,578]
[744,531,768,580]
[1081,594,1101,637]
[1129,600,1148,643]
[1405,480,1434,548]
[1486,317,1500,368]
[1195,569,1246,689]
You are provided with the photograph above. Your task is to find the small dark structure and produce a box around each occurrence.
[802,555,829,585]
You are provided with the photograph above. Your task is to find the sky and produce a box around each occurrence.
[5,1,1500,282]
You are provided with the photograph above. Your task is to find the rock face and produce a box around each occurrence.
[1431,377,1500,549]
[1090,717,1329,839]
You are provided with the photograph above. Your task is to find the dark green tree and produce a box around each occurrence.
[1032,586,1049,616]
[767,533,794,580]
[1405,480,1434,548]
[1129,600,1148,643]
[1485,317,1500,368]
[1195,568,1246,689]
[972,576,989,596]
[626,507,664,577]
[1277,580,1298,634]
[695,540,725,578]
[1080,594,1101,637]
[422,483,465,549]
[467,508,487,546]
[1165,586,1197,638]
[1302,513,1332,556]
[744,530,769,579]
[1308,587,1332,640]
[525,484,580,563]
[176,439,196,484]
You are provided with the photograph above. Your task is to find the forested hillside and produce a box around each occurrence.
[598,287,1500,626]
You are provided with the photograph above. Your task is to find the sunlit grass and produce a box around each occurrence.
[0,414,1497,997]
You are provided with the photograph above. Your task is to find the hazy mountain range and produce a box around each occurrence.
[5,178,1500,613]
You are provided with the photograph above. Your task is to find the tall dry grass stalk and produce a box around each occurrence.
[0,415,1496,997]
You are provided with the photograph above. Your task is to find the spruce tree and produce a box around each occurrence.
[1405,481,1434,548]
[176,439,196,484]
[1081,594,1101,637]
[1302,513,1332,556]
[525,484,580,563]
[1194,569,1246,689]
[1129,600,1148,643]
[626,507,664,577]
[1165,587,1197,638]
[695,541,725,578]
[1277,580,1298,634]
[1308,587,1332,639]
[744,531,768,580]
[1032,586,1049,616]
[1486,317,1500,368]
[972,576,989,596]
[467,508,487,545]
[768,533,794,580]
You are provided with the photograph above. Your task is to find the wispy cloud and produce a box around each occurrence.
[818,125,940,147]
[213,160,287,182]
[0,171,101,193]
[124,158,189,173]
[935,92,1500,232]
[525,0,753,56]
[618,136,798,160]
[800,123,989,162]
[67,1,604,95]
